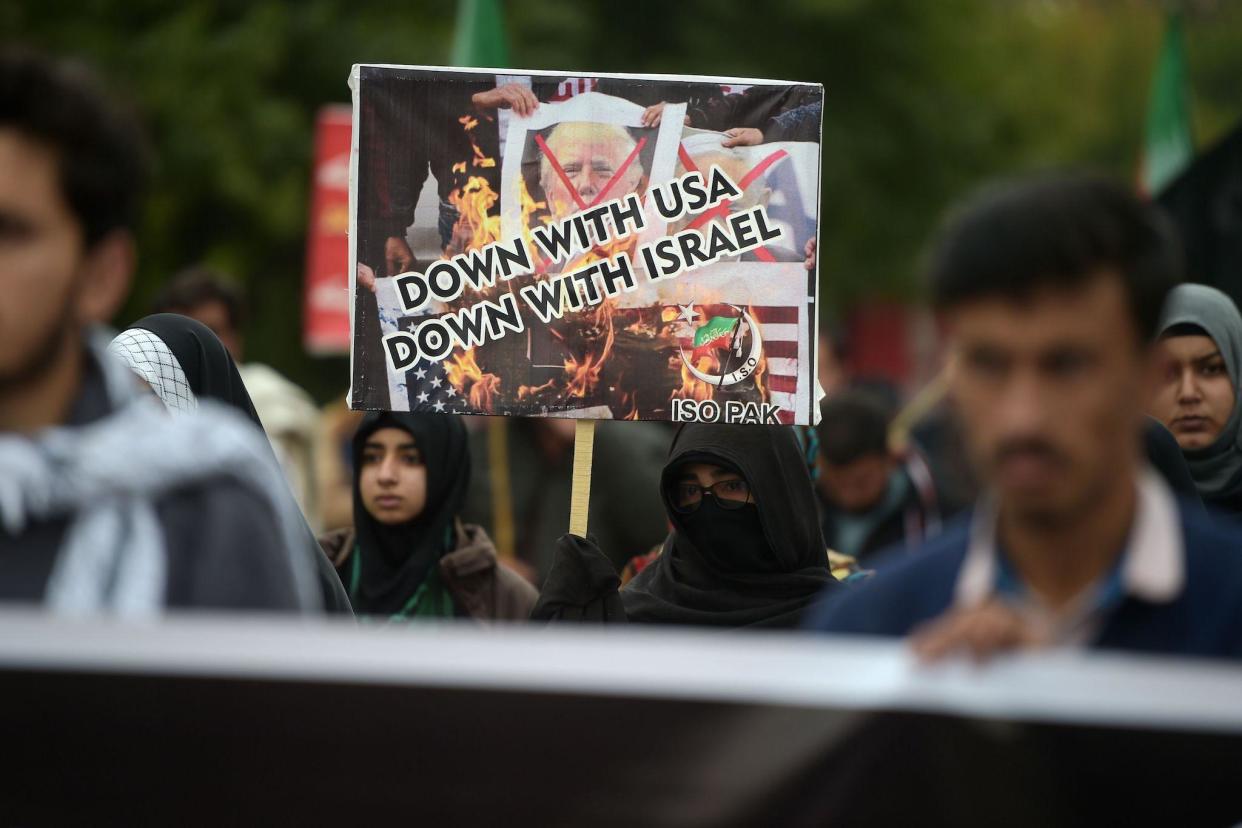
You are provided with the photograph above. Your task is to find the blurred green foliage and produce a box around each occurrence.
[5,0,1241,401]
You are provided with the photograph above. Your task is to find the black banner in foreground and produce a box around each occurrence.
[2,614,1240,826]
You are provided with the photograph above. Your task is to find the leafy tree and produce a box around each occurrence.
[5,0,1240,400]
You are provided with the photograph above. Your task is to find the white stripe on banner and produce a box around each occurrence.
[8,610,1242,734]
[765,358,798,376]
[755,323,799,341]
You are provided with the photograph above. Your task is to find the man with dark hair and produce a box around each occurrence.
[816,391,941,562]
[150,266,246,359]
[808,173,1242,660]
[0,49,319,613]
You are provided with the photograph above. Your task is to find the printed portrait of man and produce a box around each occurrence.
[536,121,649,220]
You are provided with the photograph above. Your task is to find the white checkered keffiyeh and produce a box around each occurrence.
[107,328,198,413]
[0,330,321,615]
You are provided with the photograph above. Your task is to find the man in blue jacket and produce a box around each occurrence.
[807,173,1242,660]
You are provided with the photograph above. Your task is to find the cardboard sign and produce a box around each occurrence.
[349,65,822,424]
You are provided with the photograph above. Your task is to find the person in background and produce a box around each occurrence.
[1149,283,1242,517]
[640,84,821,145]
[816,390,942,562]
[533,423,837,627]
[0,49,318,613]
[150,266,245,358]
[319,412,537,622]
[108,314,353,614]
[816,323,851,399]
[315,394,365,533]
[461,418,671,584]
[808,172,1242,660]
[151,266,323,527]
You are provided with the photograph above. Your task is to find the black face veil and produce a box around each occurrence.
[622,423,836,628]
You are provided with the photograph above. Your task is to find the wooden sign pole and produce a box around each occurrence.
[568,419,596,537]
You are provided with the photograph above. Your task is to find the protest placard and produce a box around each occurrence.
[348,65,824,426]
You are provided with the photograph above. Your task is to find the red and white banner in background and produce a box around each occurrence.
[303,105,354,354]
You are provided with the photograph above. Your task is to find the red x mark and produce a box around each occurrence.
[676,143,789,263]
[535,131,648,212]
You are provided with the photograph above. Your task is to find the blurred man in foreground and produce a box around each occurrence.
[808,173,1242,660]
[0,50,318,612]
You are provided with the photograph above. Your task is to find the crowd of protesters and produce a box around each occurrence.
[4,47,1242,666]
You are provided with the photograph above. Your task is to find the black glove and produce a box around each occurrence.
[530,534,627,623]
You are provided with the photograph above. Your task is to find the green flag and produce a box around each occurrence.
[1141,14,1194,194]
[451,0,510,68]
[692,316,740,359]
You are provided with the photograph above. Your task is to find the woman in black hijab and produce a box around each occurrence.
[318,411,538,621]
[109,313,354,614]
[111,313,264,424]
[534,423,837,628]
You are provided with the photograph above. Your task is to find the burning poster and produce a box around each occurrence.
[349,65,823,425]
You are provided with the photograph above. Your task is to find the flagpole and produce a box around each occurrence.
[718,314,744,387]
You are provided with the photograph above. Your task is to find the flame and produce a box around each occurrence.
[472,143,495,168]
[517,379,557,400]
[562,301,616,398]
[672,354,719,402]
[617,389,640,420]
[445,113,503,257]
[624,315,659,338]
[445,348,502,412]
[448,176,503,255]
[514,176,552,273]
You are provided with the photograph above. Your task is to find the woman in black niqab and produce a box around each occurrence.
[534,423,837,628]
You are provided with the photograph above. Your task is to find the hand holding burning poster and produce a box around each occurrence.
[350,65,823,425]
